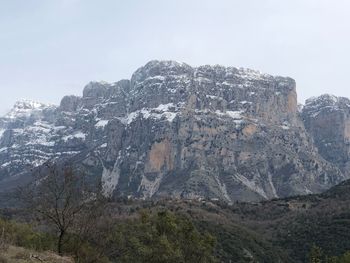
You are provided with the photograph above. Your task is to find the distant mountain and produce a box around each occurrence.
[0,61,349,202]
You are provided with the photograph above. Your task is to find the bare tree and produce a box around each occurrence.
[18,163,102,256]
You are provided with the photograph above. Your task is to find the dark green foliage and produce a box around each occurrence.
[337,251,350,263]
[1,206,216,262]
[0,217,108,263]
[197,221,291,263]
[3,179,350,262]
[307,246,350,263]
[277,212,350,262]
[309,245,323,263]
[62,235,110,263]
[105,210,217,263]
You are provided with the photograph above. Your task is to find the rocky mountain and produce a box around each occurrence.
[302,94,350,177]
[0,60,348,202]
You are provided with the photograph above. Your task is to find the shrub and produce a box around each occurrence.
[106,210,217,263]
[0,218,55,252]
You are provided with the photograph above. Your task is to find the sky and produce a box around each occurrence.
[1,0,350,115]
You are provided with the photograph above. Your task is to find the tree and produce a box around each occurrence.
[336,251,350,263]
[18,163,100,256]
[309,245,323,263]
[106,210,217,263]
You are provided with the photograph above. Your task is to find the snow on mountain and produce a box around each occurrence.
[302,94,350,178]
[0,61,347,203]
[4,99,54,119]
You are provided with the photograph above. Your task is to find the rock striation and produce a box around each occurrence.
[0,61,347,202]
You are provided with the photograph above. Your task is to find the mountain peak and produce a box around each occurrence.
[14,99,49,109]
[305,94,350,107]
[4,99,54,119]
[131,60,192,84]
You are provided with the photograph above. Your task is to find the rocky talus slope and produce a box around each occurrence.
[0,61,348,202]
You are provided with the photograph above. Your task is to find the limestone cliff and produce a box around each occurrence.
[0,61,345,202]
[302,94,350,177]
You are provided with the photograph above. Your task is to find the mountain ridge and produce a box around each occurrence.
[0,60,349,202]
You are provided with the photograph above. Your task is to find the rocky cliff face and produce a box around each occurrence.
[302,94,350,177]
[0,61,346,202]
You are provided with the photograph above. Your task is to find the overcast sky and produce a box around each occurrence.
[1,0,350,115]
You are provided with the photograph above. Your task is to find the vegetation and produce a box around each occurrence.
[308,245,350,263]
[17,164,104,257]
[105,210,217,263]
[2,167,350,262]
[0,217,55,251]
[0,210,217,263]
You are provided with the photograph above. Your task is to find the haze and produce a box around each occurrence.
[1,0,350,115]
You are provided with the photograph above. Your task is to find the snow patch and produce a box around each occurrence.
[95,120,109,128]
[0,147,7,153]
[120,103,182,124]
[146,75,166,81]
[62,131,86,142]
[5,99,53,119]
[1,161,11,168]
[206,95,223,100]
[281,121,290,130]
[0,129,4,140]
[26,139,55,147]
[215,110,243,120]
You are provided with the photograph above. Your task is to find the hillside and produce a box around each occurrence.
[1,179,350,262]
[115,178,350,262]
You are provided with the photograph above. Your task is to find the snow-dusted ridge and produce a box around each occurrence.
[118,103,184,125]
[303,94,350,118]
[3,99,56,119]
[133,60,291,85]
[0,60,347,203]
[0,60,295,198]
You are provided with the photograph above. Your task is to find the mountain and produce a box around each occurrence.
[302,94,350,177]
[0,60,348,202]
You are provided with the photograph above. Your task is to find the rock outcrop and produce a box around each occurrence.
[302,94,350,177]
[0,61,346,202]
